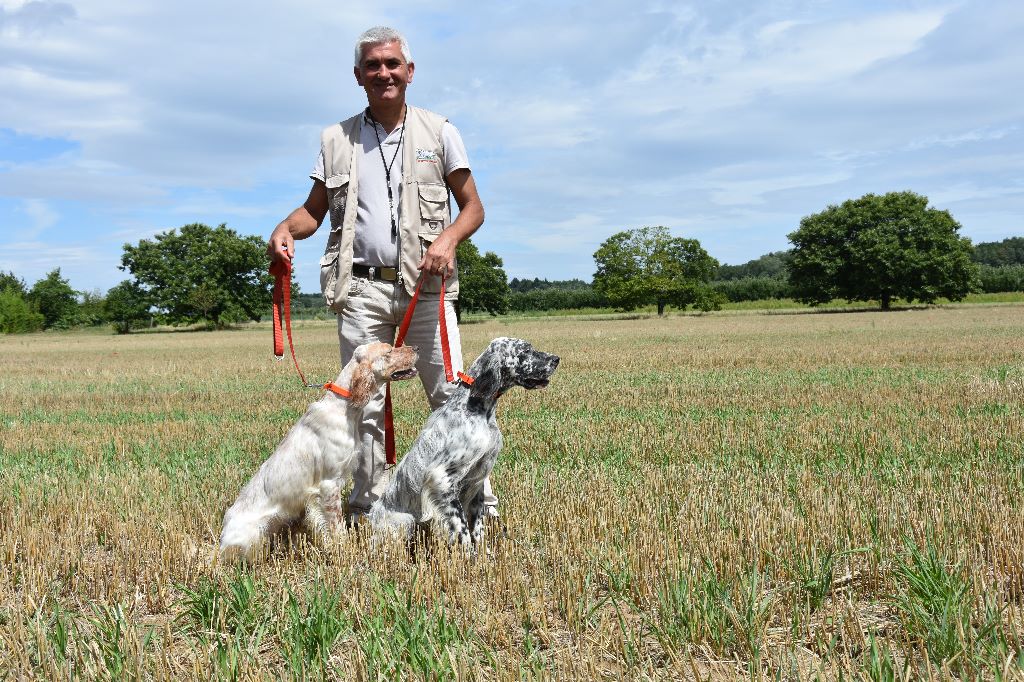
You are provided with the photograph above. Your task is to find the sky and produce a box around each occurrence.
[1,0,1022,294]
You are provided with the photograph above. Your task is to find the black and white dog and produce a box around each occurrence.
[369,337,559,546]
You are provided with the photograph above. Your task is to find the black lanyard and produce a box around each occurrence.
[367,106,407,238]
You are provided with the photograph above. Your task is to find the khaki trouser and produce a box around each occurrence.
[338,276,497,515]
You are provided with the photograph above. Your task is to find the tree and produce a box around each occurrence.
[593,226,720,315]
[27,268,79,328]
[454,238,510,321]
[0,289,44,333]
[0,271,27,296]
[973,236,1024,266]
[78,289,108,327]
[717,251,791,280]
[120,223,272,327]
[105,280,151,334]
[787,192,978,310]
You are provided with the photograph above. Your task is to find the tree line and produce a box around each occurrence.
[2,191,1022,333]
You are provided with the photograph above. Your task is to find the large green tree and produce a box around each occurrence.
[27,268,79,328]
[593,226,720,315]
[120,223,271,327]
[105,280,151,334]
[787,192,977,310]
[454,238,510,321]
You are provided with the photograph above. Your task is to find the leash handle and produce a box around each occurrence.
[271,250,312,387]
[272,256,286,359]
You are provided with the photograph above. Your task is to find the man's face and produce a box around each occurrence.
[354,41,414,107]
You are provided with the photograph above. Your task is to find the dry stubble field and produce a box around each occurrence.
[1,305,1023,680]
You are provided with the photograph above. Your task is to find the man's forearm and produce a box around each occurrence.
[276,206,322,240]
[268,181,329,261]
[445,197,484,245]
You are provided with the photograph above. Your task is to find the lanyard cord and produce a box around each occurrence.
[367,106,407,239]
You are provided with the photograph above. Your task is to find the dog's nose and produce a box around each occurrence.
[409,345,419,352]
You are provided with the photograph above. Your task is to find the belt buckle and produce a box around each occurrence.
[381,267,397,282]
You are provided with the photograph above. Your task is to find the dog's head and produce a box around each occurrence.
[348,342,419,407]
[468,337,559,400]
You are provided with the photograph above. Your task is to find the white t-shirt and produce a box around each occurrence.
[311,113,471,267]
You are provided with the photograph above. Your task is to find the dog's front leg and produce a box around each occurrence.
[465,488,486,545]
[434,493,472,547]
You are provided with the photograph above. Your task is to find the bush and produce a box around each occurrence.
[0,289,45,333]
[712,277,792,302]
[977,264,1024,293]
[508,287,609,312]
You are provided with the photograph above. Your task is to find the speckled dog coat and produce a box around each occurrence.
[369,337,559,545]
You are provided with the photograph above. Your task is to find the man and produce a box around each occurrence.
[267,26,496,523]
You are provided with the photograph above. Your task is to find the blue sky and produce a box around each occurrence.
[1,0,1022,294]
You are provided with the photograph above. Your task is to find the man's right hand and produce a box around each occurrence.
[267,224,294,263]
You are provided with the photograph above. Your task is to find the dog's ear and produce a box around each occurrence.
[347,361,376,408]
[468,359,502,400]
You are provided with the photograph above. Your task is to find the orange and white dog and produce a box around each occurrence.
[219,342,418,562]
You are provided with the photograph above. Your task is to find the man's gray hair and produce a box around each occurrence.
[354,26,412,67]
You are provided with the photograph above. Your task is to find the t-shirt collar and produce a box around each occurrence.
[362,108,405,134]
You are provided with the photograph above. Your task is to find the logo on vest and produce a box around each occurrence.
[416,149,439,164]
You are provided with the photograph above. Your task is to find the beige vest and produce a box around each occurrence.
[318,105,459,313]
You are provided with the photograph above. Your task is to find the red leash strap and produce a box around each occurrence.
[271,252,313,388]
[271,252,354,404]
[384,384,396,464]
[271,257,287,359]
[393,274,426,348]
[384,271,472,465]
[437,277,454,383]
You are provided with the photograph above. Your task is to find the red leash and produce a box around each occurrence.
[271,252,351,399]
[385,272,473,465]
[271,254,468,461]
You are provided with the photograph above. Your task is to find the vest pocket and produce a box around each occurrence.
[417,183,448,229]
[319,249,341,309]
[326,174,349,228]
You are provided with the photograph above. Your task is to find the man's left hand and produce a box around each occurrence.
[418,230,457,277]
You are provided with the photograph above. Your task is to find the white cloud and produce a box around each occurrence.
[1,0,1022,290]
[0,241,101,280]
[707,171,851,206]
[20,198,58,237]
[906,126,1016,151]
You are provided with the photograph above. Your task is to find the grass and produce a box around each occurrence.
[460,290,1024,321]
[1,304,1023,679]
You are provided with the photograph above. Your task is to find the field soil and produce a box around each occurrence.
[1,306,1022,680]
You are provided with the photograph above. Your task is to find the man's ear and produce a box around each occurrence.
[354,65,363,86]
[348,362,375,408]
[406,61,414,83]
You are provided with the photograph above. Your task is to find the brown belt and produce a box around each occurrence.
[351,264,399,282]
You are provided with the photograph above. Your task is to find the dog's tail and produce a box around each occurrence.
[219,513,266,565]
